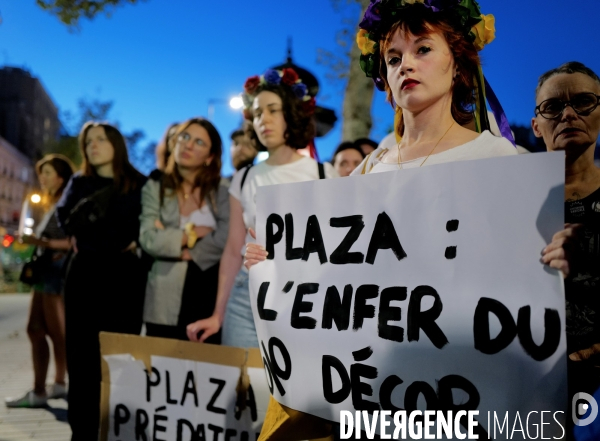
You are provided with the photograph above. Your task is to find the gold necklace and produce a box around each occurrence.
[397,121,455,169]
[181,184,193,200]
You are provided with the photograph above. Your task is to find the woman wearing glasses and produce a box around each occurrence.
[533,61,600,421]
[139,117,229,343]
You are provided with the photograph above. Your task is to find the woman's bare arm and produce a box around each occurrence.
[186,195,246,342]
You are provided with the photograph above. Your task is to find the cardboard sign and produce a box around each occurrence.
[100,332,268,441]
[249,153,567,437]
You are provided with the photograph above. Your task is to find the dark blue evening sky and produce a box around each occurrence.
[1,0,599,175]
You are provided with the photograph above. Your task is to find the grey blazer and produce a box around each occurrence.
[139,178,230,325]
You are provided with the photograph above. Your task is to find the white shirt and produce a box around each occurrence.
[179,204,216,229]
[351,131,517,175]
[229,156,337,246]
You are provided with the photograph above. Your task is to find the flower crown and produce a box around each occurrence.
[356,0,495,91]
[241,68,316,120]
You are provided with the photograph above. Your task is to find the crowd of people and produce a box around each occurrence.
[3,0,600,439]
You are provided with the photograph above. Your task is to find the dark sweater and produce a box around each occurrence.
[564,186,600,353]
[56,172,147,254]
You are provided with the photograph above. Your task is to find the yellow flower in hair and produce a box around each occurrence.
[356,29,377,55]
[471,14,496,51]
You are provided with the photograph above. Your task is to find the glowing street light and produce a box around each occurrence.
[229,96,244,110]
[30,194,41,204]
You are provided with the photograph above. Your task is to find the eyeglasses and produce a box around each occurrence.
[178,132,207,148]
[535,93,600,119]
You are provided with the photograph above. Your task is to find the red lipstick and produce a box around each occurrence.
[401,79,420,90]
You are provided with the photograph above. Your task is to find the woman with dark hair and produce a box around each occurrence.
[354,137,378,156]
[533,61,600,438]
[140,117,229,342]
[331,141,366,177]
[56,121,147,440]
[186,68,337,348]
[5,155,74,409]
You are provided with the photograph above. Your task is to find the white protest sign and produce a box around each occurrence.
[99,333,269,441]
[250,153,567,438]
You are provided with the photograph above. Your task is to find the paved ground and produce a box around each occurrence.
[0,294,71,441]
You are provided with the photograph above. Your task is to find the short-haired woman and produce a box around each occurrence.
[331,141,366,177]
[533,61,600,436]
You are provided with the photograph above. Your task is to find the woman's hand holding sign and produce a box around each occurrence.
[186,315,222,342]
[244,228,268,270]
[541,223,584,278]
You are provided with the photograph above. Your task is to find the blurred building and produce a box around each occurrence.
[0,66,61,159]
[0,136,36,235]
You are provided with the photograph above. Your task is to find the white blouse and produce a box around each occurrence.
[179,203,216,229]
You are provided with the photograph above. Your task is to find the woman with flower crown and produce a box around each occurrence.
[351,0,516,176]
[244,1,522,439]
[186,68,337,348]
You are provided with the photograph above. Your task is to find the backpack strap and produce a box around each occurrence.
[240,164,253,190]
[317,162,325,179]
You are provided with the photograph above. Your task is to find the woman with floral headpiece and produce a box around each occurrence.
[245,1,521,439]
[186,68,337,348]
[351,0,516,176]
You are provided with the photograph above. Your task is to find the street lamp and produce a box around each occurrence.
[229,96,243,110]
[207,97,243,120]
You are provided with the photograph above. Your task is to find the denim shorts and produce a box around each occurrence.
[222,268,259,348]
[33,254,67,295]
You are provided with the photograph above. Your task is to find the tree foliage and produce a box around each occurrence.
[45,135,81,166]
[318,0,375,141]
[342,0,375,141]
[45,97,155,173]
[316,2,359,84]
[35,0,143,27]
